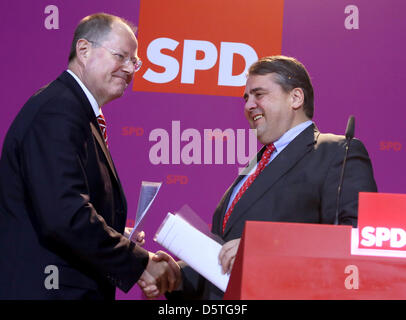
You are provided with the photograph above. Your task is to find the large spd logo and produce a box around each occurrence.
[133,0,284,96]
[351,192,406,258]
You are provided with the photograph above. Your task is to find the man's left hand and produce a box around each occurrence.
[218,238,241,274]
[124,228,146,247]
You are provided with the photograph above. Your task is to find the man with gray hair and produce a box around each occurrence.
[0,13,179,299]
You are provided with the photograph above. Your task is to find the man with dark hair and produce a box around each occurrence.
[140,55,377,300]
[248,56,314,118]
[0,13,179,300]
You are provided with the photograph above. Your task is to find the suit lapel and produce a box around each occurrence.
[91,122,128,216]
[212,150,265,235]
[90,123,119,182]
[57,71,121,185]
[223,124,319,236]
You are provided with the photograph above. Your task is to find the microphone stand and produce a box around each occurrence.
[334,116,355,225]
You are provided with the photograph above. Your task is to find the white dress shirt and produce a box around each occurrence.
[66,69,101,118]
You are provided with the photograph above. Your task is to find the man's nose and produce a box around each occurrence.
[244,96,257,111]
[121,60,135,75]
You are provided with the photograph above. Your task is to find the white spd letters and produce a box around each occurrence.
[218,42,258,86]
[360,226,406,248]
[181,40,218,84]
[144,38,180,84]
[143,37,258,86]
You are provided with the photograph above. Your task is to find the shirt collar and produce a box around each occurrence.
[273,120,313,152]
[66,69,101,117]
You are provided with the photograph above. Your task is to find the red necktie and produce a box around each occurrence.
[97,114,108,147]
[222,143,276,233]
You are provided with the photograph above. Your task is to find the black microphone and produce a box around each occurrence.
[345,115,355,140]
[334,115,355,225]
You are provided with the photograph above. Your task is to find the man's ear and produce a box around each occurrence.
[75,39,91,64]
[290,87,305,110]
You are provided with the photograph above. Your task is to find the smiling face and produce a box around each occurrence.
[243,73,307,145]
[80,21,139,106]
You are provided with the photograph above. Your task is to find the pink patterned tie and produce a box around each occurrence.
[222,143,276,233]
[97,114,108,147]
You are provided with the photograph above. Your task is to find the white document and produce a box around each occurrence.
[154,213,230,292]
[128,181,162,242]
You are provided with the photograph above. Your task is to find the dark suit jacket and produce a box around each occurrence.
[168,123,377,300]
[0,71,149,299]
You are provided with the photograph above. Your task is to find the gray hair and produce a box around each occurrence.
[68,13,137,63]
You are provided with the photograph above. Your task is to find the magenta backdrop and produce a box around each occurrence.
[0,0,405,300]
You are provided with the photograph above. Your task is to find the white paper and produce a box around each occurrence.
[154,213,230,292]
[175,204,225,245]
[128,181,162,242]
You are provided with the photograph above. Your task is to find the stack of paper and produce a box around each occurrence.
[154,213,230,292]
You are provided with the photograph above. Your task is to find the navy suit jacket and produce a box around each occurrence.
[0,71,149,299]
[168,123,377,300]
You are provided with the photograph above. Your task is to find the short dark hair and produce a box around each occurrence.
[248,55,314,119]
[68,13,137,63]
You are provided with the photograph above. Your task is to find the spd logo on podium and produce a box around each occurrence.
[133,0,284,97]
[351,192,406,258]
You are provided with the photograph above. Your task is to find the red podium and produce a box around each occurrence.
[223,192,406,299]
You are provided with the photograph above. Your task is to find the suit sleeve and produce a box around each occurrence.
[20,104,149,292]
[321,138,377,226]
